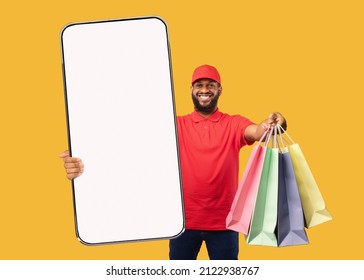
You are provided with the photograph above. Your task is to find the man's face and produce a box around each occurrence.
[191,79,222,114]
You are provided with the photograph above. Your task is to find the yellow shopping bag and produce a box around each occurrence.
[278,125,332,228]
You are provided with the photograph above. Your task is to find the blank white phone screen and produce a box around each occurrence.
[61,17,184,245]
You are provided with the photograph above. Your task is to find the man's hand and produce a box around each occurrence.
[59,150,84,180]
[245,112,287,142]
[267,112,287,130]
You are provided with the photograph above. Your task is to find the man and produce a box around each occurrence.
[60,64,286,260]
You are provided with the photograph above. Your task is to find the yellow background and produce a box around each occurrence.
[1,0,363,260]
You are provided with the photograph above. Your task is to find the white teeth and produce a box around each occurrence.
[198,94,212,100]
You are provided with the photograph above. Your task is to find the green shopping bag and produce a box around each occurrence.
[247,128,279,246]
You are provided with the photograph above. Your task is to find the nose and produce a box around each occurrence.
[199,85,210,93]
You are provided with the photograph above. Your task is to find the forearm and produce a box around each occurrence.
[244,121,270,142]
[244,112,287,142]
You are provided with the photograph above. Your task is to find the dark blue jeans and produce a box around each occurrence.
[169,229,239,260]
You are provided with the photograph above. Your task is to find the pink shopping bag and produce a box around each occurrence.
[226,130,271,235]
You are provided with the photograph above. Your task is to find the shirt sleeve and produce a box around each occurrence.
[237,116,256,148]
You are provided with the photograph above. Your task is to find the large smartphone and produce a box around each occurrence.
[61,17,184,245]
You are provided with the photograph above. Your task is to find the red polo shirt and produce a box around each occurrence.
[177,109,255,230]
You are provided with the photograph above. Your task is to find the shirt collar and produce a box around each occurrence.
[191,108,223,123]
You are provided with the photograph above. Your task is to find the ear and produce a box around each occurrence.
[218,86,223,96]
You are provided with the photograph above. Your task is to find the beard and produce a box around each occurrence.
[192,93,220,114]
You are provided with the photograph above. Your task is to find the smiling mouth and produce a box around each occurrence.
[197,93,213,101]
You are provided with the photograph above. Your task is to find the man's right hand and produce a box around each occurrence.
[59,150,84,180]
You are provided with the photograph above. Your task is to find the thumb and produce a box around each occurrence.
[59,150,70,158]
[269,112,278,121]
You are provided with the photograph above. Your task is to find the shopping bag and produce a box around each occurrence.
[280,126,332,228]
[276,147,309,247]
[247,127,279,246]
[226,130,270,235]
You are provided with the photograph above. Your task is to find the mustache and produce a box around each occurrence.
[196,90,214,95]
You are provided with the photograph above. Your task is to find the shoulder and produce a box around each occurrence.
[177,113,193,126]
[220,112,253,125]
[177,113,192,121]
[177,113,190,119]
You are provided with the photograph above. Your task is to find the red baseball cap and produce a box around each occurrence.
[191,64,221,84]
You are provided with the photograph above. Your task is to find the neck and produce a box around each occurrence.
[196,107,218,118]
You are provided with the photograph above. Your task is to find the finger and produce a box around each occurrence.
[63,157,82,163]
[66,172,83,180]
[59,150,70,158]
[267,113,277,124]
[271,113,278,120]
[273,113,284,124]
[269,112,277,119]
[64,162,84,169]
[66,167,84,174]
[268,119,277,126]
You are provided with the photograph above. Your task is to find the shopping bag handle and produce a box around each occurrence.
[265,127,274,147]
[278,124,295,144]
[256,127,274,149]
[276,124,296,152]
[273,125,278,148]
[256,127,272,146]
[265,126,277,149]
